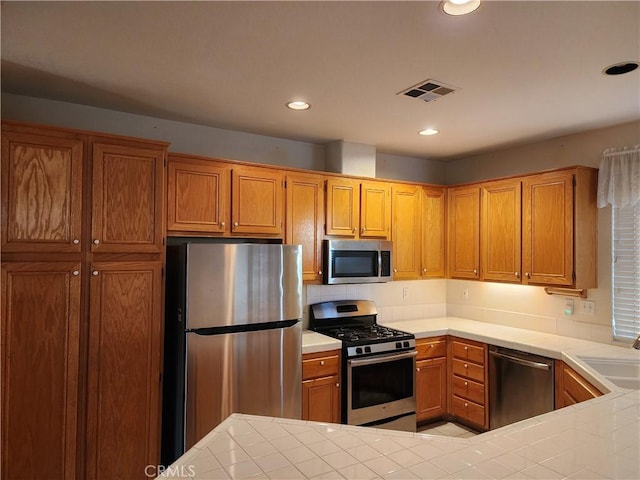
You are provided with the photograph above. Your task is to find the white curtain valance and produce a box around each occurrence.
[597,144,640,208]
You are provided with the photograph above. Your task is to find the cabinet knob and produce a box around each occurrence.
[233,222,239,227]
[393,268,397,273]
[221,221,226,227]
[473,269,478,275]
[92,270,99,276]
[525,272,530,279]
[464,346,468,351]
[320,360,325,366]
[72,239,80,245]
[362,227,366,233]
[336,383,340,388]
[429,344,434,348]
[464,381,468,386]
[464,363,468,368]
[352,227,356,234]
[318,271,323,275]
[515,271,520,278]
[72,270,79,276]
[464,402,469,408]
[93,239,100,245]
[416,367,420,372]
[423,268,427,273]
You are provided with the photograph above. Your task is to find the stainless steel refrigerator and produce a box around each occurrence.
[161,242,302,465]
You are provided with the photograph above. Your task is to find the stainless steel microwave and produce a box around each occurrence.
[323,239,392,284]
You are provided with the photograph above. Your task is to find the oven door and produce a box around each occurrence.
[346,350,416,429]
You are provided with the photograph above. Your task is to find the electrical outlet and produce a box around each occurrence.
[402,287,409,299]
[462,288,469,301]
[580,300,595,315]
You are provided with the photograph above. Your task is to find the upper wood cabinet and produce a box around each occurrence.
[448,185,481,280]
[1,261,81,480]
[285,172,325,283]
[326,177,390,239]
[231,165,284,236]
[167,156,229,234]
[481,179,522,283]
[1,129,84,253]
[91,142,165,253]
[422,187,447,278]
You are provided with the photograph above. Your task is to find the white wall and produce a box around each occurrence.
[444,121,640,345]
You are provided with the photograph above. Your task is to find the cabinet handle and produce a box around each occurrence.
[464,346,468,351]
[318,271,323,275]
[93,239,100,245]
[423,268,427,273]
[525,272,530,279]
[320,360,325,366]
[464,381,468,386]
[362,227,366,233]
[473,269,478,275]
[92,270,99,276]
[352,227,356,234]
[72,270,79,276]
[464,363,468,368]
[416,367,421,372]
[429,344,434,348]
[515,271,520,278]
[233,222,239,227]
[221,222,226,227]
[72,239,80,245]
[393,268,397,273]
[336,383,340,388]
[464,402,469,407]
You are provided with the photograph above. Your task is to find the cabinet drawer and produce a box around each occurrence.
[451,395,485,427]
[451,375,485,405]
[416,338,446,360]
[451,340,485,364]
[303,354,340,380]
[451,358,484,383]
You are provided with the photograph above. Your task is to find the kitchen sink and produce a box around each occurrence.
[580,357,640,390]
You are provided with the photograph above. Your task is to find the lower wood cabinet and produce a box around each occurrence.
[302,350,341,423]
[554,360,603,408]
[415,337,447,423]
[448,337,488,430]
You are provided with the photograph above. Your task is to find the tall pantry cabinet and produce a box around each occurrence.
[1,121,167,480]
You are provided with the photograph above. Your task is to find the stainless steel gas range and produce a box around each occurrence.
[309,300,417,432]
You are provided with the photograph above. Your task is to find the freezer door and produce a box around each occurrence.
[185,243,302,329]
[184,322,301,449]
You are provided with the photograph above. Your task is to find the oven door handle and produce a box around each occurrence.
[348,349,417,367]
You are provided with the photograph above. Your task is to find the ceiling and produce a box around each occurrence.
[1,1,639,160]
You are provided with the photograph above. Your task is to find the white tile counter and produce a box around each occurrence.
[163,317,640,479]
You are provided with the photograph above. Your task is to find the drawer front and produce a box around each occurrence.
[303,354,340,380]
[451,375,485,405]
[416,338,447,360]
[451,358,484,383]
[451,340,485,364]
[451,395,485,427]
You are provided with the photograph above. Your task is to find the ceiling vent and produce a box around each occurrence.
[398,79,458,103]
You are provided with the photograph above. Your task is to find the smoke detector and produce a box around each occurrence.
[398,79,459,103]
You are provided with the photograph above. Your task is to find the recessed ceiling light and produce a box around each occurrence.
[441,0,481,16]
[419,128,439,136]
[286,101,311,111]
[603,61,639,76]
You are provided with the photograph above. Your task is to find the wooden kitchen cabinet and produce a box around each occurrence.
[326,177,390,239]
[285,172,324,283]
[91,142,165,253]
[415,337,447,423]
[554,360,603,408]
[1,128,84,253]
[167,155,230,234]
[481,179,522,283]
[1,262,81,480]
[522,168,597,288]
[448,337,488,430]
[421,187,447,278]
[448,186,481,280]
[302,350,341,423]
[85,261,163,480]
[231,165,284,236]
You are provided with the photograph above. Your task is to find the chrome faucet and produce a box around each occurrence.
[633,334,640,350]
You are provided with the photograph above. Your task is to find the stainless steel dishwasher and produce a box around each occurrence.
[489,346,554,429]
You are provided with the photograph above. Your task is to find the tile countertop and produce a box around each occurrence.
[164,317,640,480]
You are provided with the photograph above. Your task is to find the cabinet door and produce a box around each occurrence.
[86,261,163,480]
[1,262,81,480]
[167,157,229,234]
[481,180,522,283]
[522,172,573,285]
[325,178,359,237]
[416,357,447,422]
[391,184,421,279]
[285,173,324,282]
[302,375,340,423]
[231,166,283,236]
[422,187,447,278]
[1,131,83,253]
[360,181,391,239]
[91,143,165,253]
[448,186,480,279]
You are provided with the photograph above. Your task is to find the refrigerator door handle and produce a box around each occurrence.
[187,319,299,336]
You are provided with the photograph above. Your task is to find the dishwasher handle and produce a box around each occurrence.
[489,350,551,370]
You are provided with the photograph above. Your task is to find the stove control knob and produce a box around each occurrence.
[356,347,363,354]
[403,341,410,348]
[395,342,402,349]
[364,346,371,353]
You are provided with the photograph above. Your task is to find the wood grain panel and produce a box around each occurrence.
[86,262,162,480]
[285,173,324,282]
[91,143,165,253]
[302,353,340,379]
[302,375,340,423]
[450,375,485,405]
[360,181,390,238]
[325,178,359,237]
[415,337,447,360]
[1,262,80,480]
[422,187,447,278]
[1,131,83,253]
[450,395,485,427]
[448,186,480,279]
[481,180,522,283]
[231,166,283,236]
[450,339,485,364]
[391,184,421,279]
[167,157,229,233]
[451,358,485,383]
[416,357,447,422]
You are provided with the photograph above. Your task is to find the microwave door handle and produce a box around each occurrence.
[378,250,382,278]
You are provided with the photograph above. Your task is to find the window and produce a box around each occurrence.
[612,202,640,341]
